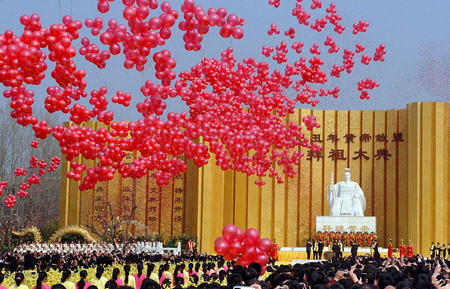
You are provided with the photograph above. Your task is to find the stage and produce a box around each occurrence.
[278,247,398,262]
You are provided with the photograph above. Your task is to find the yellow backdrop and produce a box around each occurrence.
[59,102,450,255]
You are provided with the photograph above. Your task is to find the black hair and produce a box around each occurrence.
[51,284,66,289]
[124,265,130,285]
[141,279,160,289]
[306,270,325,288]
[87,286,98,289]
[61,269,71,283]
[77,270,88,289]
[112,268,120,281]
[243,268,258,285]
[15,273,25,287]
[174,277,184,287]
[147,263,155,277]
[37,272,48,289]
[0,273,4,284]
[227,273,242,287]
[96,266,104,279]
[105,280,118,289]
[189,275,199,285]
[137,263,144,277]
[158,265,164,279]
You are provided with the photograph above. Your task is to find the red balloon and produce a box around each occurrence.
[257,238,273,253]
[214,238,230,255]
[229,241,244,255]
[235,227,245,242]
[242,244,257,260]
[244,228,260,246]
[254,252,269,267]
[222,224,238,242]
[236,256,251,267]
[223,251,238,261]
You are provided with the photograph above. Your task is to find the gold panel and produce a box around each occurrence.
[361,111,374,216]
[147,172,160,234]
[211,164,224,245]
[397,109,409,245]
[386,110,398,245]
[134,153,148,235]
[184,158,198,236]
[247,173,260,230]
[286,110,300,246]
[298,109,312,244]
[172,156,186,236]
[200,162,212,253]
[335,110,349,183]
[234,171,248,229]
[408,102,421,248]
[322,110,335,220]
[349,111,362,185]
[80,122,95,226]
[223,170,235,225]
[420,102,433,252]
[273,116,287,245]
[373,110,386,244]
[160,176,174,238]
[310,110,323,235]
[434,103,446,243]
[260,171,273,239]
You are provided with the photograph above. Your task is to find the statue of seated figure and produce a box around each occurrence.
[327,168,366,216]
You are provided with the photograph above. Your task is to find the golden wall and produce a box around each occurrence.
[60,102,450,255]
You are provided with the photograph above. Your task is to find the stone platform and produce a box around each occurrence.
[316,216,376,233]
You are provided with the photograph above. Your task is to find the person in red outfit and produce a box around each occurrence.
[399,240,406,258]
[270,239,280,261]
[388,239,393,258]
[407,240,414,258]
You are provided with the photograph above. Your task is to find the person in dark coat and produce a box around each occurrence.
[306,239,312,260]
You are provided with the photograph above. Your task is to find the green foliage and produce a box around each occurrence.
[39,220,59,241]
[61,233,85,243]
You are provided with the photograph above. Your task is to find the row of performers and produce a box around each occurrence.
[315,231,377,246]
[430,242,450,258]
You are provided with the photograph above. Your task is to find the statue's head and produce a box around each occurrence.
[344,168,351,182]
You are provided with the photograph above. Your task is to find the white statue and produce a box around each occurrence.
[327,168,366,216]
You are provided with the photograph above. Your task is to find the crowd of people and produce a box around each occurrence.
[0,240,450,289]
[0,250,449,289]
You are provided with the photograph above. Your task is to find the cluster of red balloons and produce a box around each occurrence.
[292,2,312,26]
[273,41,288,64]
[324,35,340,54]
[284,27,296,39]
[153,49,176,86]
[373,44,386,62]
[268,0,281,8]
[361,54,371,65]
[180,1,244,50]
[214,225,272,273]
[0,181,8,195]
[358,78,379,100]
[112,90,132,107]
[310,17,328,32]
[4,195,17,208]
[85,17,104,36]
[291,41,304,53]
[311,0,322,10]
[325,3,345,34]
[14,168,28,176]
[355,43,365,53]
[6,144,62,207]
[352,20,370,35]
[309,43,321,55]
[261,45,274,57]
[80,37,110,69]
[0,0,387,190]
[302,115,321,131]
[267,23,280,35]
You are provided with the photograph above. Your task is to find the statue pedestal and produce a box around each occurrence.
[316,216,376,233]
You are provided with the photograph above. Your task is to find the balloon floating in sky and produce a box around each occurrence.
[0,0,387,191]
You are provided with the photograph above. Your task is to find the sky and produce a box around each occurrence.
[0,0,449,121]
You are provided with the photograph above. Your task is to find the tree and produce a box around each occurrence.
[85,189,138,253]
[0,101,61,250]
